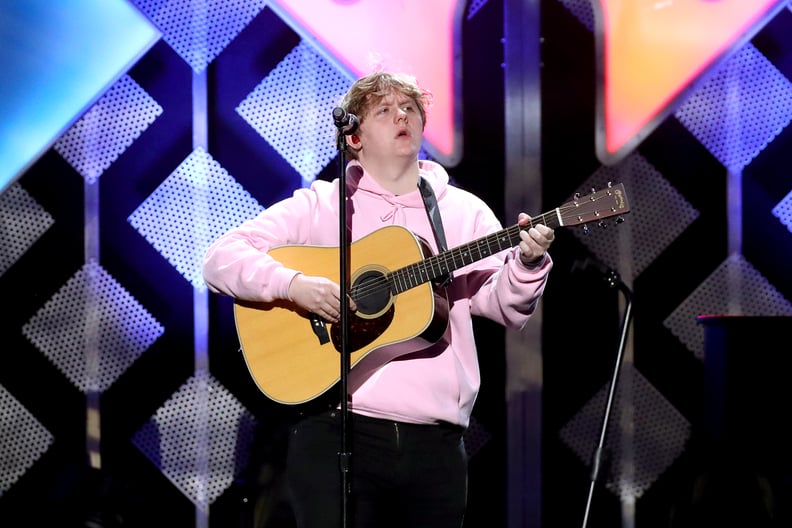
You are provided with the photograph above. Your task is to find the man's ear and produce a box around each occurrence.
[346,135,361,150]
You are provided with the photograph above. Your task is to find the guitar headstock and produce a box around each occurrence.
[559,182,630,228]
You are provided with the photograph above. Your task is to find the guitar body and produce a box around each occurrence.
[234,225,449,404]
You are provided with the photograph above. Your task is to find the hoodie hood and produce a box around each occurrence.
[345,159,450,211]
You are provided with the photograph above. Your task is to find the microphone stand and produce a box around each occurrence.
[580,264,633,528]
[334,118,353,528]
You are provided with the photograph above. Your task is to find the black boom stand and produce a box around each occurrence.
[332,106,359,528]
[572,258,634,528]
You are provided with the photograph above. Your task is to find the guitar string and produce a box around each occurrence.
[349,223,527,304]
[345,192,624,306]
[346,192,625,304]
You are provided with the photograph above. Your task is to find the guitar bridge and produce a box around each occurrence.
[309,313,330,345]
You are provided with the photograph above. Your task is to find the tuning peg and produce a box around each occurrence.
[582,224,590,235]
[616,216,625,224]
[598,220,607,229]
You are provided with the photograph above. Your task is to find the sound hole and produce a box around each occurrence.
[351,269,391,316]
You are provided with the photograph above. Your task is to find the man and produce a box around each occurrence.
[203,70,554,528]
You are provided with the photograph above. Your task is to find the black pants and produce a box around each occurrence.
[286,410,468,528]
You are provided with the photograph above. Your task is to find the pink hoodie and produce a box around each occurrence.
[203,160,552,427]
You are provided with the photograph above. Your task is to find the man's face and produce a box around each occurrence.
[358,91,424,162]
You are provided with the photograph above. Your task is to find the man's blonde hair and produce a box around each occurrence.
[338,71,432,157]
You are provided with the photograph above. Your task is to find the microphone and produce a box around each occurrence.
[332,107,359,135]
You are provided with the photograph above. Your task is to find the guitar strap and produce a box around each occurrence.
[418,176,452,286]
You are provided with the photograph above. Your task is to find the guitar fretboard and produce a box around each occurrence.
[380,182,629,295]
[389,211,561,293]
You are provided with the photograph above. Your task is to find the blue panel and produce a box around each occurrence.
[0,0,160,192]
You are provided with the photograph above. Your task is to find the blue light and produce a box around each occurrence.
[0,0,160,192]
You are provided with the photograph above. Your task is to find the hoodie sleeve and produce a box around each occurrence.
[202,186,324,302]
[467,248,552,330]
[455,194,553,330]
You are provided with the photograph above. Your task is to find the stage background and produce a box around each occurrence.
[1,1,791,527]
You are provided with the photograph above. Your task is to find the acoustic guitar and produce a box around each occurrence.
[234,183,630,404]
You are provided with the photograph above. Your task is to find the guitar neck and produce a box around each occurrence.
[387,182,629,294]
[389,212,559,294]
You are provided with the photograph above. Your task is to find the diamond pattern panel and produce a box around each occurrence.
[128,147,264,288]
[466,0,490,20]
[664,253,792,360]
[557,0,595,30]
[1,3,790,526]
[560,364,691,500]
[571,154,699,278]
[0,384,54,496]
[0,182,53,277]
[21,261,164,392]
[675,43,792,173]
[132,370,257,512]
[773,189,792,233]
[559,0,792,176]
[54,74,163,182]
[236,40,353,185]
[131,0,268,73]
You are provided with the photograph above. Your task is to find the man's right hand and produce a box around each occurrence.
[287,274,356,322]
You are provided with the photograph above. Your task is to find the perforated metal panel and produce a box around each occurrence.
[131,0,268,73]
[675,44,792,173]
[551,4,792,516]
[0,183,53,277]
[664,253,792,360]
[557,0,595,31]
[571,154,699,278]
[236,40,353,185]
[54,75,163,182]
[466,0,490,20]
[0,384,53,496]
[128,147,264,288]
[774,190,792,233]
[2,3,790,526]
[132,370,257,512]
[21,261,164,392]
[560,364,691,500]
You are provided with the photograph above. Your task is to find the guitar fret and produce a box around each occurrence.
[428,257,442,278]
[421,264,431,282]
[398,267,413,292]
[441,253,452,273]
[391,270,403,293]
[474,239,489,259]
[408,268,418,290]
[497,232,507,251]
[410,265,423,289]
[395,262,431,293]
[436,255,447,275]
[454,246,473,266]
